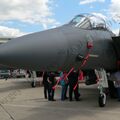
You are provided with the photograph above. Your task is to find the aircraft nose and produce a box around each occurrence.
[0,29,67,70]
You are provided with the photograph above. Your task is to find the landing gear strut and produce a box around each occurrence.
[95,68,108,107]
[31,71,37,88]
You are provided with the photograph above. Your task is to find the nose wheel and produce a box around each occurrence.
[98,92,106,107]
[95,68,108,107]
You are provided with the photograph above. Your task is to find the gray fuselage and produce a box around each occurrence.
[0,24,117,71]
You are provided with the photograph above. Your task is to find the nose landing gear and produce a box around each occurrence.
[99,92,106,107]
[95,68,108,107]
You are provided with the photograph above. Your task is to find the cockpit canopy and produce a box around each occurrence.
[69,14,109,30]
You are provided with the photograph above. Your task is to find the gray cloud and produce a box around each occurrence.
[110,0,120,22]
[0,0,59,27]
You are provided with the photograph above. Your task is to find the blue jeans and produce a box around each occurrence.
[61,86,66,100]
[64,83,68,98]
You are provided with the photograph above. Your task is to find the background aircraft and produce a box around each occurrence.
[0,13,119,107]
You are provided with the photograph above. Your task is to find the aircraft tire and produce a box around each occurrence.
[98,93,106,107]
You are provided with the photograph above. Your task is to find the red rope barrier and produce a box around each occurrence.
[52,67,74,90]
[73,52,90,90]
[73,70,84,90]
[53,48,91,90]
[80,53,90,68]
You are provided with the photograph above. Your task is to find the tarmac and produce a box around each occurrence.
[0,78,120,120]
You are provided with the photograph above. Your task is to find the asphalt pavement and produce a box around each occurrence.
[0,78,120,120]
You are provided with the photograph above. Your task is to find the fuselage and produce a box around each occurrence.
[0,23,117,71]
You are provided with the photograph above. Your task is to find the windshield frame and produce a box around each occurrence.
[69,14,109,31]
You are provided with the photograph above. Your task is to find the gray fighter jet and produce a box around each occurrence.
[0,13,120,107]
[0,14,117,71]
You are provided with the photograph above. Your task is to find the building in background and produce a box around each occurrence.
[0,37,11,44]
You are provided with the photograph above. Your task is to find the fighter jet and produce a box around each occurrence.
[0,14,117,71]
[0,13,119,107]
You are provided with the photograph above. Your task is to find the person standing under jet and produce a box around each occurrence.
[68,70,80,101]
[110,71,120,101]
[42,71,49,99]
[108,79,117,99]
[64,71,69,100]
[114,71,120,101]
[59,71,68,101]
[47,72,56,101]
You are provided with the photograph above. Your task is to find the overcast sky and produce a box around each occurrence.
[0,0,120,37]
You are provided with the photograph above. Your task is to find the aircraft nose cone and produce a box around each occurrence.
[0,29,67,70]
